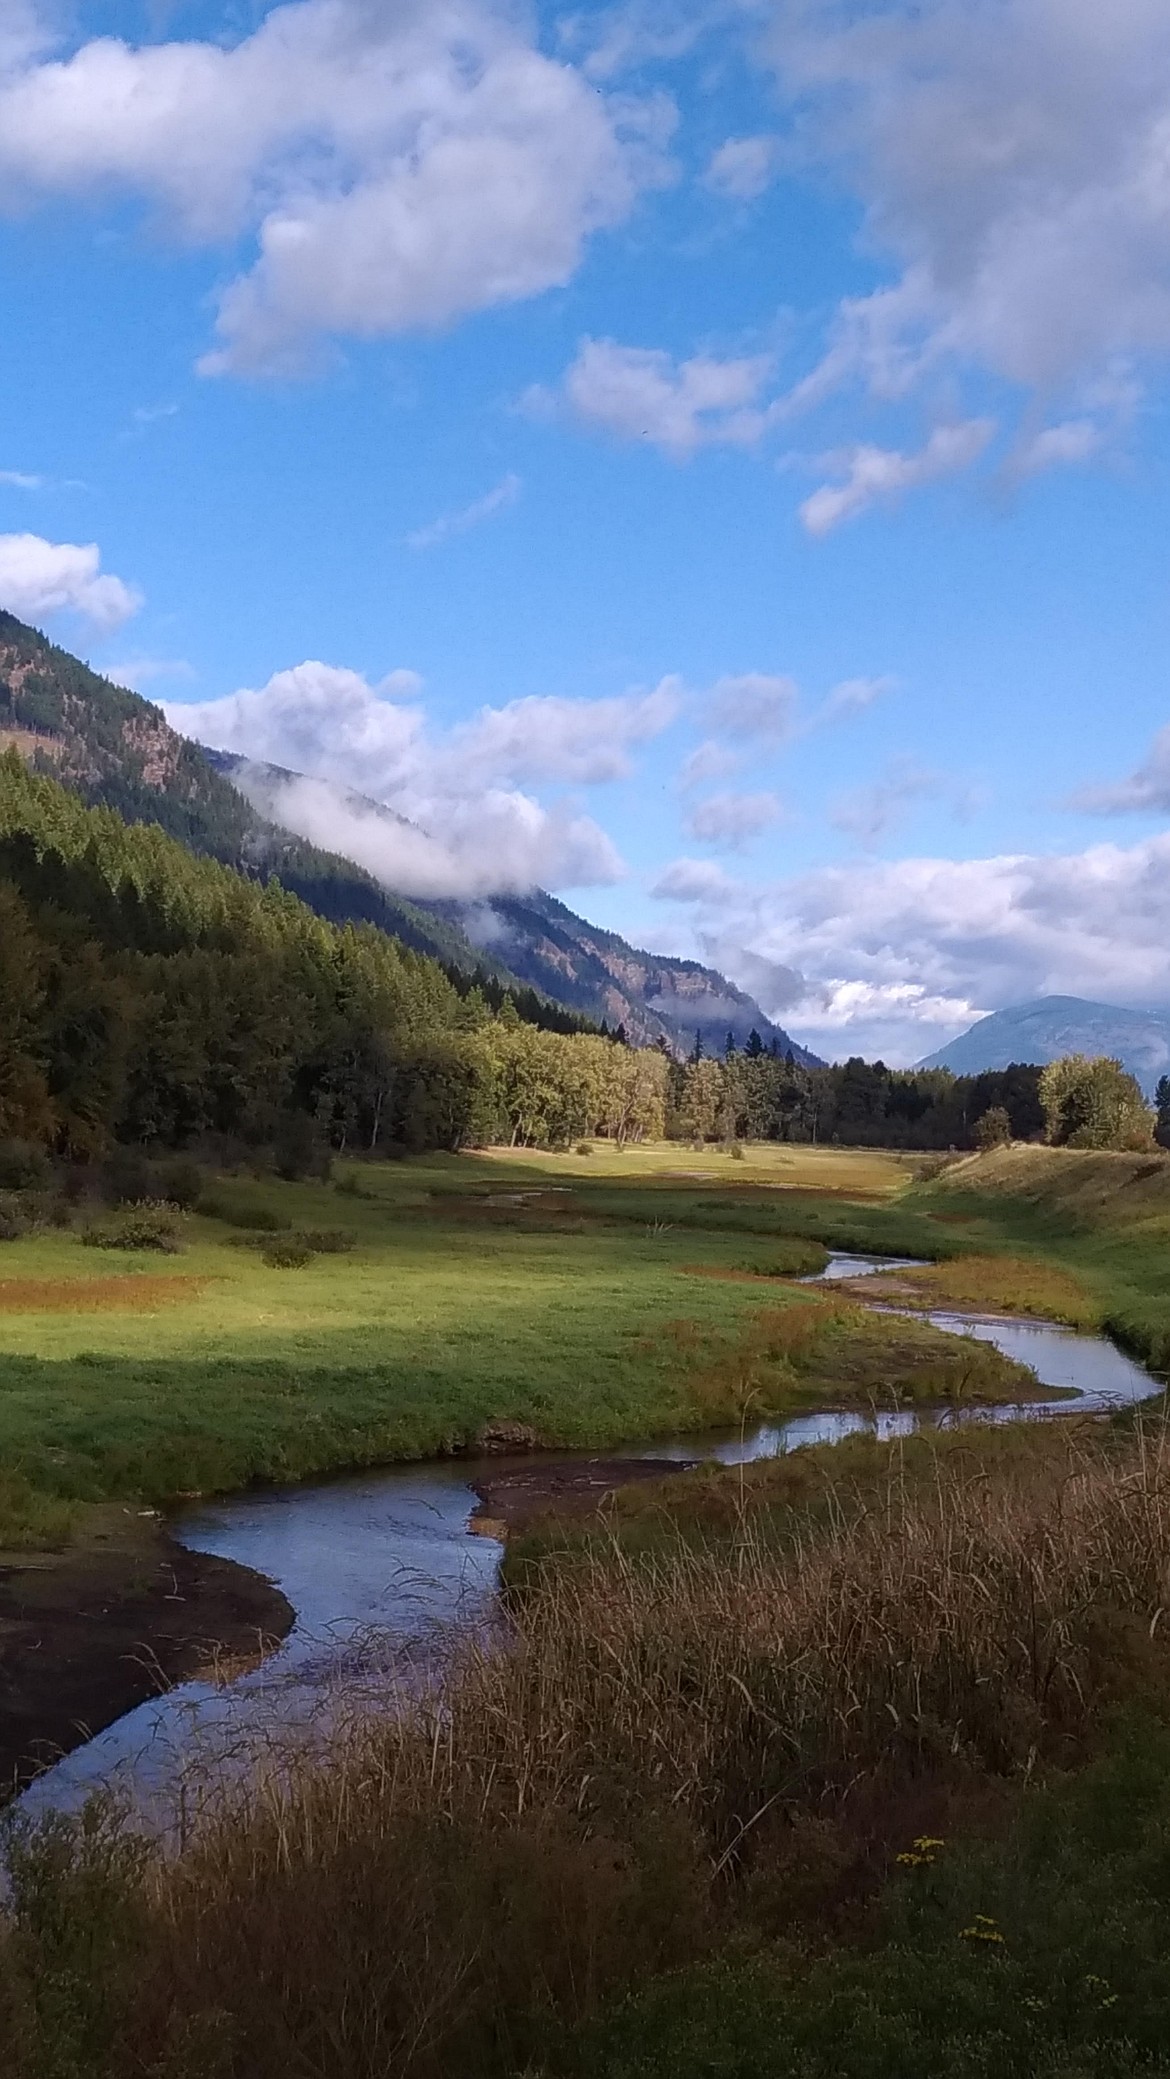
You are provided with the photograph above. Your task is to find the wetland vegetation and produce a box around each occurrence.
[1,1134,1170,2073]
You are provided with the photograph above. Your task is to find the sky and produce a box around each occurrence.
[3,0,1170,1062]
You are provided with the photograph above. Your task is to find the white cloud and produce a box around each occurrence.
[651,856,742,903]
[707,670,799,741]
[650,828,1170,1062]
[406,473,521,551]
[0,469,42,489]
[819,674,894,721]
[1070,722,1170,815]
[704,133,779,201]
[677,738,742,789]
[0,2,662,375]
[449,680,679,787]
[1011,418,1105,477]
[799,420,996,535]
[165,660,677,899]
[686,789,782,847]
[106,656,196,691]
[762,0,1170,413]
[0,532,141,629]
[558,337,778,457]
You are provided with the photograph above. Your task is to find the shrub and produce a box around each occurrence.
[272,1113,331,1184]
[197,1195,288,1232]
[729,1142,745,1160]
[0,1140,50,1191]
[155,1157,204,1211]
[974,1105,1012,1151]
[260,1241,314,1269]
[100,1148,156,1207]
[575,1142,594,1157]
[0,1193,31,1242]
[82,1202,186,1254]
[295,1229,356,1255]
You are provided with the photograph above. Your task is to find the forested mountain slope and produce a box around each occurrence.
[0,613,516,985]
[0,610,817,1059]
[0,756,668,1155]
[215,753,818,1059]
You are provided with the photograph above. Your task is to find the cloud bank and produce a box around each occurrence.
[167,661,677,900]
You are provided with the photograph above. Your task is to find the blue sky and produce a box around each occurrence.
[3,0,1170,1060]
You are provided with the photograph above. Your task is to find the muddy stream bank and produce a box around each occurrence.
[6,1255,1163,1819]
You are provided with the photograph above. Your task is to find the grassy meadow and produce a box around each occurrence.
[4,1139,1170,2074]
[0,1136,1168,1545]
[0,1139,1023,1546]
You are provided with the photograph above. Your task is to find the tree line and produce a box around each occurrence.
[663,1033,1154,1153]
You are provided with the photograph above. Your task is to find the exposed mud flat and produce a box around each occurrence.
[472,1455,698,1536]
[0,1506,293,1803]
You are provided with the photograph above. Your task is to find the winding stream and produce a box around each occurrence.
[14,1255,1163,1820]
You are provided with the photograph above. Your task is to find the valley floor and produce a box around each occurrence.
[3,1138,1170,2075]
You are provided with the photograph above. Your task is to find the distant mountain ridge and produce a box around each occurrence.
[0,611,817,1060]
[919,996,1170,1096]
[213,752,819,1059]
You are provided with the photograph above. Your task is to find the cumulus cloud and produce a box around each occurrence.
[685,789,782,847]
[762,0,1170,414]
[165,659,678,899]
[704,133,779,200]
[555,337,778,457]
[0,1,662,374]
[707,671,799,742]
[0,532,141,629]
[799,420,996,535]
[1070,723,1170,815]
[406,473,521,551]
[650,857,742,903]
[647,828,1170,1062]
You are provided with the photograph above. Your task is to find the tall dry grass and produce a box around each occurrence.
[6,1426,1170,2078]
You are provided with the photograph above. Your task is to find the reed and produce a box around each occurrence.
[6,1424,1170,2077]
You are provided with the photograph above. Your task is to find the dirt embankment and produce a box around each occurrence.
[472,1456,697,1539]
[0,1509,293,1803]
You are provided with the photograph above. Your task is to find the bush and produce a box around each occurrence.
[0,1192,31,1242]
[198,1195,288,1232]
[295,1229,356,1255]
[261,1241,314,1269]
[575,1142,594,1157]
[82,1202,186,1254]
[100,1148,156,1207]
[729,1142,745,1161]
[155,1157,204,1211]
[0,1140,50,1191]
[272,1113,331,1184]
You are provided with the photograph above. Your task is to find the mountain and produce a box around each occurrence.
[0,611,817,1059]
[0,611,525,985]
[919,997,1170,1095]
[213,753,819,1060]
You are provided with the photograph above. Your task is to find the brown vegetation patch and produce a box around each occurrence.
[681,1263,804,1285]
[0,1275,209,1314]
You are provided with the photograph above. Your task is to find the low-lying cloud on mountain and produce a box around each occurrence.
[167,663,679,901]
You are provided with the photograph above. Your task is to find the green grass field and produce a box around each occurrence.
[0,1138,1167,1547]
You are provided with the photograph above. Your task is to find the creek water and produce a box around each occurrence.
[14,1255,1163,1820]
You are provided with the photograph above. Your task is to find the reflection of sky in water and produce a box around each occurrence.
[17,1255,1163,1819]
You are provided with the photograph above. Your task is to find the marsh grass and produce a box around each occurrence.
[4,1425,1170,2077]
